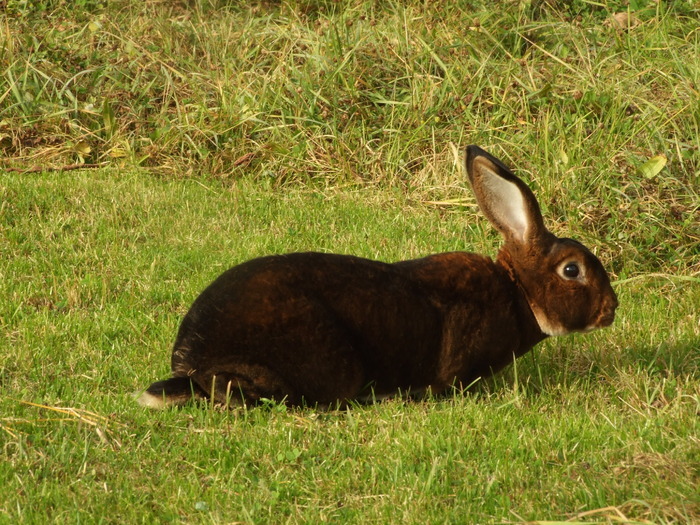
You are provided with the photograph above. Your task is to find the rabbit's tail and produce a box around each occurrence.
[135,376,208,408]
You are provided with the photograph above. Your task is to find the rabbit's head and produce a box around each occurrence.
[466,146,618,337]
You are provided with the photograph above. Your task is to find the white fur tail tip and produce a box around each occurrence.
[134,390,168,409]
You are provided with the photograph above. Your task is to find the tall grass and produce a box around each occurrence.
[2,1,698,277]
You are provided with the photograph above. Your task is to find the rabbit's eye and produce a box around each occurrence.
[562,263,580,278]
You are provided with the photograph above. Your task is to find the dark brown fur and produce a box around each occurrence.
[137,146,618,408]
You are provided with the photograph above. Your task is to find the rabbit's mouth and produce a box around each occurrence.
[596,310,616,328]
[530,298,617,336]
[579,318,614,334]
[586,303,617,331]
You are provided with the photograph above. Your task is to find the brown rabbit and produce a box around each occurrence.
[137,145,618,408]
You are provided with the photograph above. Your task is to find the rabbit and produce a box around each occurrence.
[137,145,618,409]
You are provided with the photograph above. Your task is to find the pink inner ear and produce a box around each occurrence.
[479,164,529,244]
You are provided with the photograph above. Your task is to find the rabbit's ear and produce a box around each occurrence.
[465,145,547,246]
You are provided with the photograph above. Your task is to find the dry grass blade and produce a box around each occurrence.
[4,163,107,174]
[18,400,125,429]
[573,505,655,524]
[613,273,700,286]
[0,422,20,438]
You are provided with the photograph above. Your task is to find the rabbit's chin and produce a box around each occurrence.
[532,307,610,337]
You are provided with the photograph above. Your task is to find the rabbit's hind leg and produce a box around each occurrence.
[197,363,297,407]
[197,346,366,408]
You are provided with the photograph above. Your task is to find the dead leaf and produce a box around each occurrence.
[610,12,639,31]
[233,151,257,167]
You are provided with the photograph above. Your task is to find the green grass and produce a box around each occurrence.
[1,1,699,523]
[2,172,698,524]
